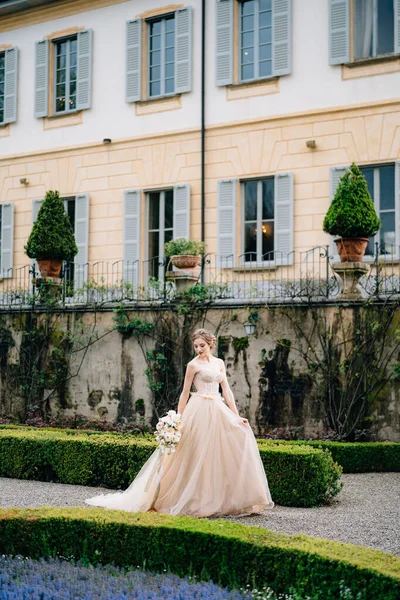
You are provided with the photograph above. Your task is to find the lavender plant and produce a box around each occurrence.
[0,556,367,600]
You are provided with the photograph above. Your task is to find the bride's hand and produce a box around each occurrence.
[238,416,249,426]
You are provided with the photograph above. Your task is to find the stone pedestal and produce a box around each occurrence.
[33,277,63,302]
[331,262,369,300]
[166,270,199,293]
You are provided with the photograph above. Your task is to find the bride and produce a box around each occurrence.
[85,328,274,517]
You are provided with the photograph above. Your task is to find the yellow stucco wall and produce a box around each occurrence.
[1,99,400,271]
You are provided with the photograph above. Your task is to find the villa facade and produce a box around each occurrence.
[0,0,399,289]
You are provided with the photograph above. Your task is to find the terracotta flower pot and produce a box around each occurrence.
[334,238,369,262]
[37,258,63,278]
[170,255,201,269]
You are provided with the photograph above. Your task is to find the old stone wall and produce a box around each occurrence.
[0,304,399,441]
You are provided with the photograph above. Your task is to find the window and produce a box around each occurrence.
[126,8,192,104]
[240,0,272,81]
[34,30,92,119]
[243,178,274,262]
[54,37,78,114]
[354,0,394,60]
[148,14,175,98]
[359,164,396,256]
[147,189,174,279]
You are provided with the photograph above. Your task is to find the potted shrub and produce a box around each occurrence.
[25,190,78,278]
[323,162,380,262]
[164,238,205,269]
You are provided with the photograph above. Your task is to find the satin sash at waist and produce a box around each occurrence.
[190,391,223,401]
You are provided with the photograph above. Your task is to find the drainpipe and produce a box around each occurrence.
[200,0,206,282]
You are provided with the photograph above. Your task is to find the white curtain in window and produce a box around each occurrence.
[354,0,373,59]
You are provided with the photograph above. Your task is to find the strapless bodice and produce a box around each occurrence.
[193,366,224,396]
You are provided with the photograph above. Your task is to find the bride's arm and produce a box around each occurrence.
[177,362,196,415]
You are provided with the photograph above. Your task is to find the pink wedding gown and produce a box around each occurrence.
[85,365,274,517]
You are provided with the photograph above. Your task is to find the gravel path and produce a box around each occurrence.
[1,473,399,556]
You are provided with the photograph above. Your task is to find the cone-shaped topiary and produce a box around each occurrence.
[323,162,381,238]
[24,190,78,260]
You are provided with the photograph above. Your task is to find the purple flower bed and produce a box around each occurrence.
[0,555,250,600]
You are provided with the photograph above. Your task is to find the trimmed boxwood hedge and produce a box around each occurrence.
[0,427,342,507]
[0,508,399,599]
[259,440,400,473]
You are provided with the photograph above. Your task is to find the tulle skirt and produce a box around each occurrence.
[85,392,274,517]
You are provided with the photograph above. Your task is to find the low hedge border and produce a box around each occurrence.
[258,440,400,473]
[0,428,342,507]
[2,425,399,473]
[0,508,399,599]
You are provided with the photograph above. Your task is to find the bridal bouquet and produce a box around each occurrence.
[154,410,182,455]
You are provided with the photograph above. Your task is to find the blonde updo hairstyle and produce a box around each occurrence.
[191,328,217,351]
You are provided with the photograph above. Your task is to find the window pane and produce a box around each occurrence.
[259,11,272,28]
[150,34,161,51]
[259,60,272,77]
[70,81,76,96]
[70,67,77,82]
[0,97,3,110]
[244,222,257,261]
[242,0,255,16]
[241,47,254,64]
[149,193,160,230]
[69,96,76,110]
[259,27,272,44]
[150,21,162,36]
[57,41,67,55]
[57,55,66,70]
[150,81,161,96]
[56,83,66,98]
[241,31,254,48]
[380,166,395,211]
[241,63,254,80]
[244,181,258,221]
[262,179,274,219]
[150,66,161,82]
[165,32,175,48]
[165,190,173,229]
[377,0,394,55]
[165,63,174,79]
[0,110,3,124]
[262,221,274,258]
[260,0,272,10]
[380,212,396,253]
[166,17,175,33]
[56,97,66,112]
[70,39,77,53]
[56,69,66,84]
[148,232,160,277]
[165,47,174,63]
[165,78,174,94]
[354,0,373,59]
[70,52,77,67]
[260,44,272,61]
[241,15,255,32]
[0,82,4,95]
[150,50,161,67]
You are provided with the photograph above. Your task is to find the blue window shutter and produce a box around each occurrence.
[1,203,14,278]
[175,7,192,94]
[216,0,233,86]
[274,173,294,266]
[329,0,350,65]
[31,199,43,277]
[126,19,142,102]
[76,30,93,110]
[329,166,349,260]
[4,47,18,124]
[217,179,236,266]
[395,0,400,54]
[124,189,141,286]
[74,194,89,288]
[34,40,49,118]
[272,0,291,77]
[173,184,191,239]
